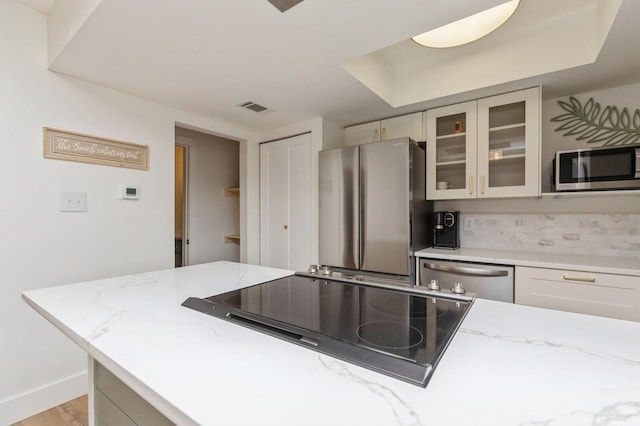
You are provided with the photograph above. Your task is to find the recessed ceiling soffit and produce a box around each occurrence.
[343,0,623,108]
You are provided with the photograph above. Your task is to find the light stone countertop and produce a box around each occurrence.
[22,261,640,426]
[416,247,640,276]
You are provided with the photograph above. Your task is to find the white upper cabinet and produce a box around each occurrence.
[425,87,540,200]
[425,101,478,199]
[477,88,541,198]
[344,112,423,146]
[380,113,423,142]
[344,121,380,146]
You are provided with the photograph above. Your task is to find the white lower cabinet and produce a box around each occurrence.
[515,266,640,321]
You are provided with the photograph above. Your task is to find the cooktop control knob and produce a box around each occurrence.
[321,265,332,275]
[308,264,318,274]
[427,279,441,291]
[451,282,466,294]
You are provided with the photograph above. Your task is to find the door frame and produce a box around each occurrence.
[175,143,190,266]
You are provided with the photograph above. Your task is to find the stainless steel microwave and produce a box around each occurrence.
[553,144,640,191]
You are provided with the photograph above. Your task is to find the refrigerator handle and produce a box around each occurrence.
[357,153,364,269]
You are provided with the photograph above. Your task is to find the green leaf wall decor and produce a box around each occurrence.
[551,96,640,146]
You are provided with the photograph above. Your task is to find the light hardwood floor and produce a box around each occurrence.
[13,395,88,426]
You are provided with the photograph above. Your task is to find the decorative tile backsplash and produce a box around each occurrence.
[461,214,640,258]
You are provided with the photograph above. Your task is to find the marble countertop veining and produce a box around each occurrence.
[416,247,640,276]
[22,261,640,426]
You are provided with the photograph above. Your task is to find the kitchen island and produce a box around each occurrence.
[23,261,640,426]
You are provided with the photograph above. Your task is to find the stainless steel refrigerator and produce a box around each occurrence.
[319,137,432,279]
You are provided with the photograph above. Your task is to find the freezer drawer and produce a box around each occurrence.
[419,259,514,302]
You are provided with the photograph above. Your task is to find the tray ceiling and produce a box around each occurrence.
[15,0,640,131]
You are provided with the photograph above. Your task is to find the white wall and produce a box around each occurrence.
[541,81,640,192]
[0,2,256,423]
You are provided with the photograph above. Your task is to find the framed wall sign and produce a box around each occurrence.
[43,127,149,170]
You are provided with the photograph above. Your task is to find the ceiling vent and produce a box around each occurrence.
[237,101,272,114]
[267,0,303,13]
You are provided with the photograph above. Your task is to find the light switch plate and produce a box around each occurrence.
[60,191,87,212]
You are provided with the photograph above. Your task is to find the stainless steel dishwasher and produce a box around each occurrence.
[418,258,514,302]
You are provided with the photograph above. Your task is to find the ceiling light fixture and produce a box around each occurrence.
[412,0,520,48]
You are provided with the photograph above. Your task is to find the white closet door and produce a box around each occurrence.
[260,133,312,271]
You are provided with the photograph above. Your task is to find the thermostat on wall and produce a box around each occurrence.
[118,185,140,200]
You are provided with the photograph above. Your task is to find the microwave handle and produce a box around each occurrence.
[635,147,640,178]
[421,262,508,277]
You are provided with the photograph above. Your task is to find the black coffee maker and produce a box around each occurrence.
[433,211,460,249]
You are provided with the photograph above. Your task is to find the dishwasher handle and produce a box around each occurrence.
[421,262,509,277]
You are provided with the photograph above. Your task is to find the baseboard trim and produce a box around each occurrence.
[0,371,88,425]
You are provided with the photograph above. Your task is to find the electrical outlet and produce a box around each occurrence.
[60,191,87,212]
[463,216,473,231]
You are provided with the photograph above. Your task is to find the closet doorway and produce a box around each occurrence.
[175,127,240,267]
[260,133,312,271]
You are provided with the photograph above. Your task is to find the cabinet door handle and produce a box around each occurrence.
[481,175,485,194]
[382,127,387,140]
[469,176,473,195]
[562,274,596,283]
[284,225,288,230]
[374,128,379,142]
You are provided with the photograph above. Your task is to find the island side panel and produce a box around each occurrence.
[92,359,174,426]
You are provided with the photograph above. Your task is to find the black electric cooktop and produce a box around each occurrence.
[182,274,472,387]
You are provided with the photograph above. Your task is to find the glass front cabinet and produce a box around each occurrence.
[425,87,540,200]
